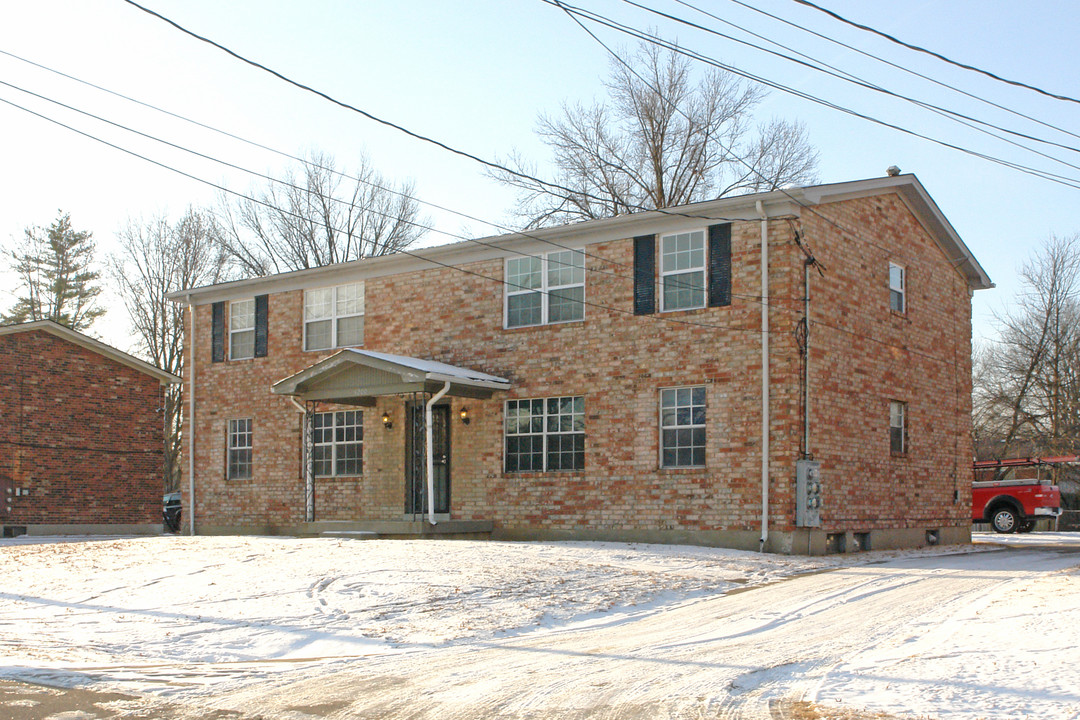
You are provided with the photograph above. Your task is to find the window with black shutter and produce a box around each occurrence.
[633,234,656,315]
[211,301,225,363]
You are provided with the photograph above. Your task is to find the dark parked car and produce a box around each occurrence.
[163,492,182,533]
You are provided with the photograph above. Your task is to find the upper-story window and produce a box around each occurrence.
[505,250,585,328]
[305,282,364,351]
[660,230,707,311]
[889,262,906,313]
[229,299,255,360]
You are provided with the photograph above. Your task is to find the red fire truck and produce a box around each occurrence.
[972,455,1076,533]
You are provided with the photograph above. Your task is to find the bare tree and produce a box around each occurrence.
[488,40,819,228]
[3,212,105,332]
[111,208,229,491]
[975,235,1080,461]
[217,151,428,277]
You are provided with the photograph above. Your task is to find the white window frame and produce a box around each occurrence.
[227,418,253,480]
[229,298,255,360]
[504,396,585,472]
[312,410,364,477]
[889,400,907,454]
[504,250,585,328]
[659,385,707,468]
[660,230,707,312]
[889,262,906,314]
[304,282,364,352]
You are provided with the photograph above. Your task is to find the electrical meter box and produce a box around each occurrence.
[796,460,822,527]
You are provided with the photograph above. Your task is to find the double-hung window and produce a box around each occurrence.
[305,283,364,351]
[227,418,253,479]
[889,400,907,454]
[505,250,584,328]
[660,386,706,468]
[312,410,363,477]
[889,263,906,313]
[660,231,706,311]
[229,299,255,360]
[505,396,585,472]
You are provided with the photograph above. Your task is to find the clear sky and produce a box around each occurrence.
[1,0,1078,352]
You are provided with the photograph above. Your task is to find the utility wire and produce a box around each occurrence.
[544,0,1080,190]
[0,72,795,307]
[708,0,1080,146]
[552,1,971,369]
[0,93,785,336]
[791,0,1080,106]
[116,0,733,228]
[549,0,999,274]
[617,0,1080,168]
[1,49,801,307]
[1,89,952,367]
[56,2,968,364]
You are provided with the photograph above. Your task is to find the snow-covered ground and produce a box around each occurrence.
[1,533,1078,719]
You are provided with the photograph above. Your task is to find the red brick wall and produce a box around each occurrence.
[183,191,973,542]
[800,193,973,532]
[0,330,165,526]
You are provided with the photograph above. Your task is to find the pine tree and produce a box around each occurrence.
[3,212,105,332]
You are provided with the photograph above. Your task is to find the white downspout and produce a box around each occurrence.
[187,300,196,536]
[425,381,451,526]
[756,200,770,552]
[288,397,313,522]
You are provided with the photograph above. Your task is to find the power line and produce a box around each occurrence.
[548,0,988,281]
[707,0,1080,146]
[0,71,790,307]
[790,0,1080,106]
[0,93,785,337]
[14,3,973,365]
[542,0,1080,191]
[616,0,1080,169]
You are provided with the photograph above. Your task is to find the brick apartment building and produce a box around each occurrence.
[172,174,992,554]
[0,321,180,536]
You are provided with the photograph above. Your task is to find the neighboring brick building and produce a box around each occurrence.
[0,321,180,536]
[173,174,992,554]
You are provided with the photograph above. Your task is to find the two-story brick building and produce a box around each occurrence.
[0,320,180,536]
[172,174,991,554]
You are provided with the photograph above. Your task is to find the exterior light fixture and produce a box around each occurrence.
[382,412,393,430]
[459,407,470,425]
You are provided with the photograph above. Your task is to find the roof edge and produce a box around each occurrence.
[0,320,181,384]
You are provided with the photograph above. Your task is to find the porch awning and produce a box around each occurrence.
[270,349,511,406]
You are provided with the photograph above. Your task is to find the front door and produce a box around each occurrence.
[405,403,450,517]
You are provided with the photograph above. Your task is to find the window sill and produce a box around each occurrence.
[503,319,585,332]
[658,465,707,473]
[504,470,586,478]
[890,451,909,459]
[304,344,364,354]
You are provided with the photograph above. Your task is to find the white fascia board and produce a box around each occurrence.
[0,320,181,385]
[169,195,804,306]
[801,174,992,291]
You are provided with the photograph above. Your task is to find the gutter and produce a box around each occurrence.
[425,382,451,526]
[756,200,770,552]
[187,298,196,536]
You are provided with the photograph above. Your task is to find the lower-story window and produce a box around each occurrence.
[505,396,585,472]
[313,410,363,476]
[889,400,907,454]
[660,386,706,468]
[227,418,253,479]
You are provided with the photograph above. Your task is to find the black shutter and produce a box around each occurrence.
[707,223,732,308]
[211,301,225,363]
[633,234,656,315]
[254,294,269,358]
